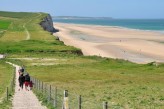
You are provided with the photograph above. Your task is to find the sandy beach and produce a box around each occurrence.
[53,23,164,64]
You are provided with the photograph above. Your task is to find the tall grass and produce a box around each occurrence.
[0,60,13,98]
[9,56,164,109]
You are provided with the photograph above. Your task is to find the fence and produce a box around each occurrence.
[6,67,16,101]
[31,77,110,109]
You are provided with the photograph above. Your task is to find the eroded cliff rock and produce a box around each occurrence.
[40,14,57,32]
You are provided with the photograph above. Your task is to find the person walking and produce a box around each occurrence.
[18,66,25,75]
[25,73,30,91]
[18,73,25,91]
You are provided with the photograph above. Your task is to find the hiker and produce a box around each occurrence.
[24,73,30,91]
[18,73,25,91]
[18,66,25,75]
[20,66,25,73]
[29,80,34,90]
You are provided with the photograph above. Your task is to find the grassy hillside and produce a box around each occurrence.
[0,20,11,38]
[0,60,13,99]
[0,11,164,109]
[0,60,13,109]
[8,55,163,109]
[0,11,81,53]
[0,11,37,18]
[0,20,11,30]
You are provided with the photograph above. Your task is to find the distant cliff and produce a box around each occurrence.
[40,14,58,33]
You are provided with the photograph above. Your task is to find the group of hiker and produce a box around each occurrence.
[18,66,33,91]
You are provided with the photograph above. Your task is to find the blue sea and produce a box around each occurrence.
[53,17,164,31]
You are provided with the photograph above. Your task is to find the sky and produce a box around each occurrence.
[0,0,164,19]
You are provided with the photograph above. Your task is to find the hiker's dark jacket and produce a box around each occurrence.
[19,75,25,83]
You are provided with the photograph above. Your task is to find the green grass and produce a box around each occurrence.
[0,11,38,19]
[0,60,13,97]
[0,11,81,53]
[0,20,11,30]
[0,40,80,54]
[0,20,11,37]
[0,60,14,109]
[0,100,12,109]
[33,90,56,109]
[8,56,164,109]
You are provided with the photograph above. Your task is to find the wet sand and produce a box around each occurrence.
[53,23,164,64]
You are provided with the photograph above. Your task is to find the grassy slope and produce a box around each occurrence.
[0,20,11,30]
[0,11,164,108]
[0,60,13,97]
[0,60,13,109]
[13,56,163,109]
[0,20,11,38]
[0,11,80,52]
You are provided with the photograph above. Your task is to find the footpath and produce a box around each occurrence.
[7,62,47,109]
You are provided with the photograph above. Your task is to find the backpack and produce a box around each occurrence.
[25,75,30,82]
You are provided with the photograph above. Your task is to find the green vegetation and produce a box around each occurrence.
[10,56,163,109]
[0,20,11,37]
[0,20,11,30]
[34,90,56,109]
[0,60,13,109]
[0,11,37,19]
[0,11,164,109]
[0,40,80,54]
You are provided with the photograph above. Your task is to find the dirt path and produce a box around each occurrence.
[7,62,47,109]
[24,13,42,40]
[23,23,31,40]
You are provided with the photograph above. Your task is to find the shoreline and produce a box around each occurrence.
[53,22,164,64]
[53,22,164,34]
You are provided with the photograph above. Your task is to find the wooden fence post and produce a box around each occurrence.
[35,78,37,89]
[34,78,36,89]
[35,78,36,89]
[48,85,51,102]
[44,84,47,95]
[35,78,37,90]
[38,80,39,91]
[37,79,39,90]
[6,87,8,101]
[63,90,69,109]
[12,67,15,92]
[39,80,40,90]
[42,81,43,93]
[78,95,82,109]
[103,101,108,109]
[54,87,57,107]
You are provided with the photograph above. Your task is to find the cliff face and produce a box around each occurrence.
[40,14,56,32]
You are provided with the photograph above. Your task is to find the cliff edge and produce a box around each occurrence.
[40,14,57,33]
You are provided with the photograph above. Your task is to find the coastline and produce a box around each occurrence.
[53,22,164,37]
[53,22,164,64]
[53,21,164,34]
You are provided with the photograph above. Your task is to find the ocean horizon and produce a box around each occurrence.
[53,17,164,32]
